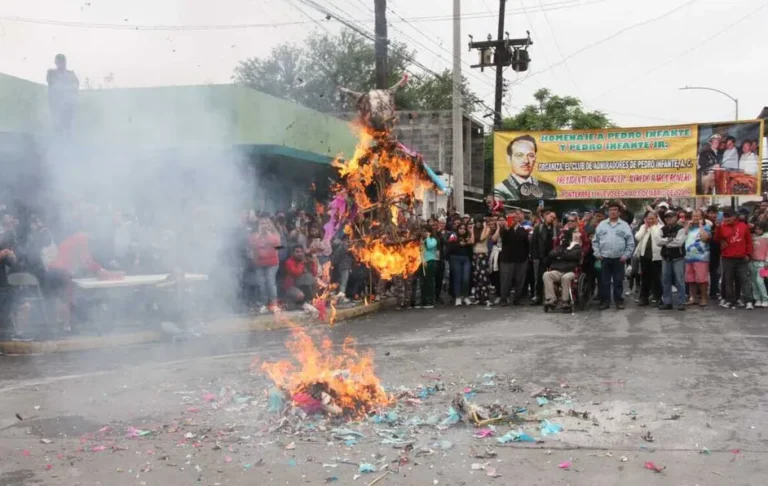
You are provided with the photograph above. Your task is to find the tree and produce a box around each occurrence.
[233,29,479,114]
[484,88,613,196]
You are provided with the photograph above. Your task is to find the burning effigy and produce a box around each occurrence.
[258,75,446,419]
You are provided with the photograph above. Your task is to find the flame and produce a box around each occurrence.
[331,124,433,280]
[260,323,392,416]
[351,237,422,281]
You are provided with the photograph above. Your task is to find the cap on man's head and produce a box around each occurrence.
[722,208,735,217]
[664,211,676,219]
[55,54,66,61]
[657,201,669,209]
[708,133,722,142]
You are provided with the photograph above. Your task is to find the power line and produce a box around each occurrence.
[511,0,701,86]
[536,0,580,96]
[594,0,767,100]
[0,0,608,31]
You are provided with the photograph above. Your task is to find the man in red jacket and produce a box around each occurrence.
[715,208,753,309]
[283,245,318,311]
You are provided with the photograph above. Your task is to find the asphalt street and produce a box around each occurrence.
[1,302,767,485]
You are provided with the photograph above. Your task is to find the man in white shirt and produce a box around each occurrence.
[739,140,759,176]
[720,136,739,170]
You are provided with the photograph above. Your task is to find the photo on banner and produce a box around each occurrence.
[493,120,764,201]
[695,121,762,196]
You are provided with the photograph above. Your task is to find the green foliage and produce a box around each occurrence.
[500,88,613,131]
[233,29,479,114]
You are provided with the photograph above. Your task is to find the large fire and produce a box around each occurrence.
[332,126,434,280]
[258,78,440,417]
[260,324,392,416]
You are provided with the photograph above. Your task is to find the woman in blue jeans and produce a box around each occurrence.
[446,224,474,306]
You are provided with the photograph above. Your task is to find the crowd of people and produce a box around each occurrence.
[2,195,768,340]
[390,197,768,314]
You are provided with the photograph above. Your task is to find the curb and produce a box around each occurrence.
[0,302,384,356]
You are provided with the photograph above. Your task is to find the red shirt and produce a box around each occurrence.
[283,256,317,290]
[49,232,103,274]
[248,231,280,267]
[715,220,752,259]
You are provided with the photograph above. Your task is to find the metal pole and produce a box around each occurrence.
[452,0,464,214]
[374,0,388,89]
[494,0,507,129]
[733,97,739,209]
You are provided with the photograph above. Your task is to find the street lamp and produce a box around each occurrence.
[679,85,740,208]
[679,85,739,120]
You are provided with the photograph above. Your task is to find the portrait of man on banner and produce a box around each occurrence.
[493,134,558,201]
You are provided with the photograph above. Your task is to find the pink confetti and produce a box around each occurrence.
[224,456,233,463]
[22,450,31,457]
[187,407,200,413]
[56,454,63,460]
[45,464,53,471]
[644,461,665,473]
[91,445,107,453]
[473,428,495,438]
[202,393,217,403]
[558,461,572,470]
[730,448,741,454]
[98,426,112,434]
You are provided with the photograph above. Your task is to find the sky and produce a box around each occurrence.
[0,0,766,128]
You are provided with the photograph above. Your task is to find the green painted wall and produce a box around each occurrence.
[0,74,358,163]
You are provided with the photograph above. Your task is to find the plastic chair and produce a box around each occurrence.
[7,272,50,331]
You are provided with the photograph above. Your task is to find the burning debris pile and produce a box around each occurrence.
[259,325,392,418]
[258,76,446,418]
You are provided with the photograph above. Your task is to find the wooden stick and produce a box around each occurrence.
[367,470,391,486]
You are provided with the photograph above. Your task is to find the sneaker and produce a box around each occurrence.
[746,302,755,310]
[423,305,434,309]
[658,304,673,310]
[302,302,319,316]
[615,302,625,310]
[485,302,493,308]
[759,301,768,308]
[719,298,726,306]
[493,297,501,305]
[414,305,422,309]
[455,298,462,307]
[720,301,732,309]
[463,298,474,306]
[737,299,745,308]
[500,299,509,307]
[598,302,610,310]
[677,306,686,312]
[258,305,269,315]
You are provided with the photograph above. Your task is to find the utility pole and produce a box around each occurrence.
[374,0,388,89]
[452,0,464,214]
[493,0,506,129]
[468,4,532,129]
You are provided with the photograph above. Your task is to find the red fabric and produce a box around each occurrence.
[50,232,103,274]
[283,256,317,290]
[248,231,280,267]
[715,221,752,259]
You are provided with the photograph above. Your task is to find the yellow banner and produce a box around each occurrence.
[493,121,763,200]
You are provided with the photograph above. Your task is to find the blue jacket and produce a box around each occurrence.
[593,219,635,260]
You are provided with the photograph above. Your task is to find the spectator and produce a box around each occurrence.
[715,208,753,309]
[46,53,79,134]
[542,228,582,312]
[750,221,768,307]
[283,245,318,312]
[593,200,635,310]
[418,226,439,309]
[657,211,687,311]
[634,211,662,306]
[0,244,17,339]
[331,234,352,302]
[447,223,473,306]
[705,206,721,299]
[493,210,529,306]
[684,209,712,306]
[530,210,557,305]
[248,215,281,312]
[471,217,492,307]
[435,217,448,303]
[48,228,117,332]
